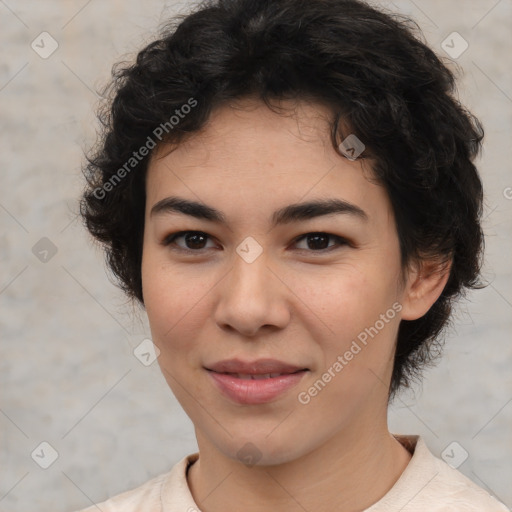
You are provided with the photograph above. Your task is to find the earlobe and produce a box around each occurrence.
[400,257,452,321]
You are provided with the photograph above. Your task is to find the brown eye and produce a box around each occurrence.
[163,231,216,251]
[293,232,349,252]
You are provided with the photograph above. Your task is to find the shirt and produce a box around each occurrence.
[75,435,509,511]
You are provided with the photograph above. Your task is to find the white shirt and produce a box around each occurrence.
[75,435,509,511]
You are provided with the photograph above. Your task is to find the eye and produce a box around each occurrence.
[292,232,349,252]
[162,231,217,251]
[162,230,349,254]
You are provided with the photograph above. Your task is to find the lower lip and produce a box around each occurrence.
[207,370,307,405]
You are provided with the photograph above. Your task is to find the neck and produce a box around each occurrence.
[187,420,412,512]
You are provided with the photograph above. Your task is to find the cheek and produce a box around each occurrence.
[142,262,211,399]
[142,260,207,350]
[293,262,400,371]
[292,265,381,335]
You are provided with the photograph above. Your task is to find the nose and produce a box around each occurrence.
[213,250,291,337]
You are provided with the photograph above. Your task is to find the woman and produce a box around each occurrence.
[77,0,508,510]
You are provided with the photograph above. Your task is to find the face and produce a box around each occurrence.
[141,98,409,465]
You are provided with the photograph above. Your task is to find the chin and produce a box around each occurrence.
[212,430,309,468]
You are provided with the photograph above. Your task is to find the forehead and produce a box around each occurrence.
[145,98,393,229]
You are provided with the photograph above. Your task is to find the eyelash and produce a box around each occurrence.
[161,231,351,254]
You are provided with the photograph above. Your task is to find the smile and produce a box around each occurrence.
[225,372,292,379]
[207,369,308,405]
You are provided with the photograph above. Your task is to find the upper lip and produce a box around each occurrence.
[205,358,307,375]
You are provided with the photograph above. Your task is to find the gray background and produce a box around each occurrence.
[0,0,511,510]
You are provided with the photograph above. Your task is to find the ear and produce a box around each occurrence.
[400,256,452,321]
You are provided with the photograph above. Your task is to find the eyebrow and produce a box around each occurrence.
[150,196,368,227]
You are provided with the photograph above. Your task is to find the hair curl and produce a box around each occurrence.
[80,0,485,398]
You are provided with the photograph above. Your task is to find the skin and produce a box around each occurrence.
[141,97,450,512]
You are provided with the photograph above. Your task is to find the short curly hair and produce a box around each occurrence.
[80,0,485,398]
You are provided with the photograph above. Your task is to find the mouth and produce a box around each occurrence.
[204,359,309,404]
[215,371,304,380]
[205,357,308,375]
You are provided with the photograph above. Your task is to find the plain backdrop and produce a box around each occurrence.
[1,1,511,510]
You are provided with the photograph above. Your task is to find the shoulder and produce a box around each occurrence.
[72,453,198,512]
[73,472,167,512]
[421,451,509,511]
[373,435,509,512]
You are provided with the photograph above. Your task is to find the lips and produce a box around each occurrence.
[205,358,307,375]
[205,358,309,404]
[228,372,288,380]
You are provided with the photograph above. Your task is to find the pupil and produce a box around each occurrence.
[186,232,206,249]
[308,234,328,250]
